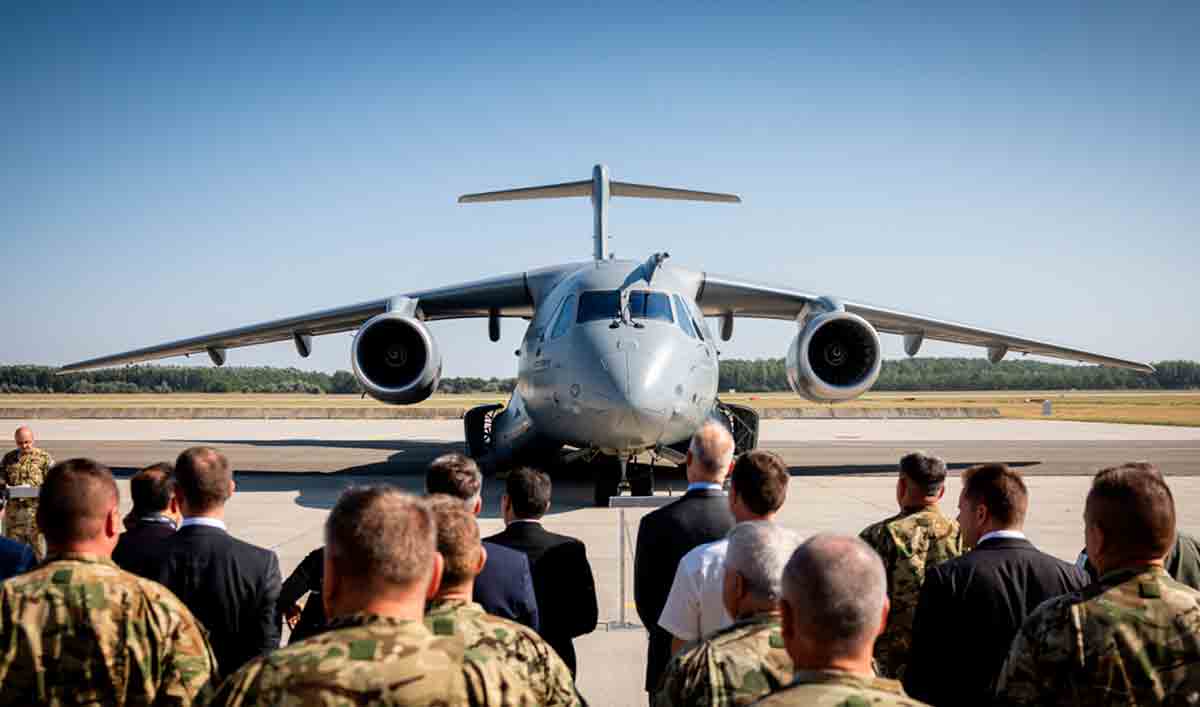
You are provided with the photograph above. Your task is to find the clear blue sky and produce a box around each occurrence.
[2,2,1196,377]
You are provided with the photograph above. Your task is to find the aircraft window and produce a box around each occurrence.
[673,295,698,338]
[577,291,621,322]
[550,295,575,339]
[628,291,673,323]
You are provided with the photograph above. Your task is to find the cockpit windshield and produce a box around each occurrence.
[577,291,622,322]
[576,290,675,323]
[628,291,673,322]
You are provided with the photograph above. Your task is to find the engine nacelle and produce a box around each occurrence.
[351,313,442,404]
[786,311,882,402]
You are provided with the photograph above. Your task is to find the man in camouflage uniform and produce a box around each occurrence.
[209,486,533,706]
[656,521,800,707]
[858,451,962,679]
[750,534,929,707]
[994,463,1200,705]
[1,425,54,558]
[0,458,217,705]
[424,495,583,706]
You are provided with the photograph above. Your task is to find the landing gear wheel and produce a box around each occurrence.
[716,401,760,456]
[464,404,504,460]
[630,469,654,497]
[593,455,622,507]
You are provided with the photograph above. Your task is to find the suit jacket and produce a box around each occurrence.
[903,535,1089,706]
[150,523,282,678]
[472,540,539,632]
[634,487,735,692]
[112,517,176,580]
[486,520,599,675]
[0,535,34,581]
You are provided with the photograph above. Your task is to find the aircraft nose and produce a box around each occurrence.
[594,347,674,449]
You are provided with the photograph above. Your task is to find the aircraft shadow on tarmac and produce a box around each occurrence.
[786,461,1041,477]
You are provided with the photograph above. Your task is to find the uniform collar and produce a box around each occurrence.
[42,552,117,568]
[789,669,906,695]
[1098,563,1168,586]
[326,612,429,632]
[426,597,481,613]
[731,610,783,627]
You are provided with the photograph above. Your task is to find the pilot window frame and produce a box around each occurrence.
[549,294,576,340]
[672,294,699,339]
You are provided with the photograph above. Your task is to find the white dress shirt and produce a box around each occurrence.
[657,538,732,643]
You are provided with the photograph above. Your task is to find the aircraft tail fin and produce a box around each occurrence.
[458,164,740,260]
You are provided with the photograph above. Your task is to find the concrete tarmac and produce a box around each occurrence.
[17,418,1200,706]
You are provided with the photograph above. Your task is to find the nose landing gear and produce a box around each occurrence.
[593,454,656,507]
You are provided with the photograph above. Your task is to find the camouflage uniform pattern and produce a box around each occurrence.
[858,506,961,679]
[994,565,1200,706]
[0,553,217,706]
[425,598,582,707]
[750,669,929,706]
[209,612,528,707]
[1,447,53,559]
[654,612,794,707]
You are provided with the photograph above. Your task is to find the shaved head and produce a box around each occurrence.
[14,426,33,452]
[783,534,888,658]
[688,419,735,483]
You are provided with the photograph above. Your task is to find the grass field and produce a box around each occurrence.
[2,390,1198,427]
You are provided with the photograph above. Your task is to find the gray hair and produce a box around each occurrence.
[725,521,802,602]
[689,418,735,479]
[783,533,887,655]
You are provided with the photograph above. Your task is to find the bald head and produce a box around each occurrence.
[783,534,888,661]
[14,426,33,453]
[688,419,735,483]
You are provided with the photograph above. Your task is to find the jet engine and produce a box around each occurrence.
[786,309,882,402]
[351,313,442,404]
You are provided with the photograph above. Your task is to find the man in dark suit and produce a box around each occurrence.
[486,467,598,677]
[635,419,736,702]
[0,493,35,581]
[425,453,539,631]
[113,463,179,579]
[151,446,281,679]
[903,463,1088,706]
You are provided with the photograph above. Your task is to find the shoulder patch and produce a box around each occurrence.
[348,639,376,661]
[1140,581,1162,599]
[51,569,72,584]
[769,632,785,649]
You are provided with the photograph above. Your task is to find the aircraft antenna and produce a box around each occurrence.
[458,165,741,261]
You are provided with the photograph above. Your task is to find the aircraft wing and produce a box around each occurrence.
[59,271,542,372]
[697,272,1155,373]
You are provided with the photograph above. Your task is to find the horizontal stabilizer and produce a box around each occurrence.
[610,182,740,203]
[458,164,740,260]
[458,180,591,203]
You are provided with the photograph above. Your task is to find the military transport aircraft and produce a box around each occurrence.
[62,165,1153,505]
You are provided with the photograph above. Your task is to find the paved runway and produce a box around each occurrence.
[17,418,1200,706]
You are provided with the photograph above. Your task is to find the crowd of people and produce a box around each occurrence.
[0,420,1198,705]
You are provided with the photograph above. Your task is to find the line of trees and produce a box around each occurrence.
[0,358,1195,395]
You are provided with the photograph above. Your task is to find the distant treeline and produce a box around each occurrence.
[0,358,1195,395]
